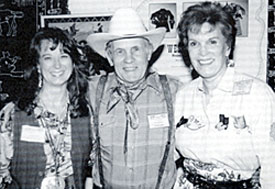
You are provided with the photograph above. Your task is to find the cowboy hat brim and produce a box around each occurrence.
[86,27,166,58]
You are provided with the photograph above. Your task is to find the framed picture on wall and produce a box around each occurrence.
[182,0,249,37]
[40,14,112,43]
[148,2,177,38]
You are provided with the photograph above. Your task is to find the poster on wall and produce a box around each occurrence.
[134,1,192,83]
[148,3,177,38]
[41,14,112,43]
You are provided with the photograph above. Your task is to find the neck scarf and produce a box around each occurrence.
[107,76,148,164]
[107,77,147,129]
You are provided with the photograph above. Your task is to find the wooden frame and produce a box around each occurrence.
[40,13,112,42]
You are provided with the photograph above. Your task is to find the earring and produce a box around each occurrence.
[226,56,234,67]
[189,64,194,71]
[38,69,43,88]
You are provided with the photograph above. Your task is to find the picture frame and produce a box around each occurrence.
[148,2,177,38]
[40,13,112,43]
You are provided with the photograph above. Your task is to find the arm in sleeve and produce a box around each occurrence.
[86,76,101,178]
[251,86,275,189]
[87,112,97,174]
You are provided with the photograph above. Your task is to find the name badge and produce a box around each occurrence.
[148,113,169,128]
[20,125,45,143]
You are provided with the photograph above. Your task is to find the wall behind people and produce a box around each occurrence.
[0,1,37,109]
[68,0,268,84]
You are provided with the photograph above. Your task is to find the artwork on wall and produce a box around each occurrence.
[41,14,112,43]
[0,9,24,37]
[37,0,69,16]
[0,2,36,108]
[148,3,177,38]
[182,0,249,37]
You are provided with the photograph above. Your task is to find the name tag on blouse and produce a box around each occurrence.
[148,113,169,128]
[20,125,45,143]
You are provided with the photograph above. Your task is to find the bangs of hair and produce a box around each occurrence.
[188,23,216,34]
[35,38,72,58]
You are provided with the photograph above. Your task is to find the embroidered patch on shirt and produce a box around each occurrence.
[215,114,229,131]
[176,116,188,128]
[232,115,247,129]
[185,115,205,130]
[232,79,253,95]
[270,122,275,141]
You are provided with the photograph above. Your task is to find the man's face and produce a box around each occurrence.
[108,38,152,84]
[187,22,230,81]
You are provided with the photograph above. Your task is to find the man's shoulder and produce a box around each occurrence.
[87,73,115,108]
[88,72,113,83]
[88,73,115,89]
[155,73,184,92]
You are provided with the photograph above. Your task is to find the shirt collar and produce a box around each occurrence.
[107,72,162,94]
[105,72,161,113]
[146,72,163,93]
[197,67,235,93]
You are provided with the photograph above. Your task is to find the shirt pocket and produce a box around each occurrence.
[98,114,116,147]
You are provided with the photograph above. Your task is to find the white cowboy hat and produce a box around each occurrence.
[86,8,166,57]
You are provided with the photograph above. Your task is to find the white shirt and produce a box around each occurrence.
[175,67,275,188]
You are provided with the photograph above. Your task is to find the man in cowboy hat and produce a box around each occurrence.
[86,8,181,189]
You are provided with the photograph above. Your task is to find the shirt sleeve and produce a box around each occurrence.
[0,103,14,186]
[87,76,102,178]
[251,85,275,189]
[88,111,98,179]
[87,75,102,110]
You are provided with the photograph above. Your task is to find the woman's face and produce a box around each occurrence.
[38,40,73,88]
[187,22,230,82]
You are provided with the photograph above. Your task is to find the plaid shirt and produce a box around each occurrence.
[88,72,181,189]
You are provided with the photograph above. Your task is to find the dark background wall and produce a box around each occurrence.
[0,0,36,108]
[0,0,70,109]
[268,0,275,92]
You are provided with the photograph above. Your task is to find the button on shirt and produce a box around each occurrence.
[175,67,275,188]
[88,72,180,189]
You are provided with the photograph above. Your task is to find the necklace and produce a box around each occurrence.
[39,105,70,173]
[36,104,70,189]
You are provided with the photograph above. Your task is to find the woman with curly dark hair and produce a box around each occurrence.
[0,27,92,189]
